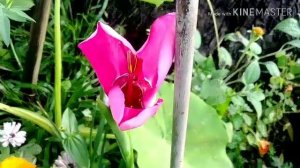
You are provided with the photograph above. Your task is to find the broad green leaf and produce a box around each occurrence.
[264,61,280,77]
[194,29,201,49]
[0,147,10,161]
[242,113,252,126]
[246,134,256,146]
[218,47,232,67]
[11,0,34,11]
[274,18,300,38]
[224,33,239,42]
[257,120,267,137]
[225,32,262,54]
[0,7,10,46]
[131,83,233,168]
[62,108,78,135]
[17,143,42,162]
[290,64,300,75]
[284,39,300,48]
[242,60,261,84]
[248,98,262,119]
[140,0,173,6]
[194,50,206,63]
[0,0,5,5]
[249,42,262,55]
[19,143,42,155]
[277,55,288,68]
[201,56,216,73]
[200,79,227,105]
[224,122,233,143]
[62,135,90,168]
[246,90,265,102]
[211,69,229,80]
[4,8,34,22]
[0,103,58,136]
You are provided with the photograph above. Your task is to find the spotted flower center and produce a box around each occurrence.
[114,52,151,108]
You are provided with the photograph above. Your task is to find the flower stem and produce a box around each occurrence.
[54,0,62,128]
[97,99,134,168]
[234,38,254,69]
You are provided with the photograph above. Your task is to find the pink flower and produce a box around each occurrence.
[78,13,176,131]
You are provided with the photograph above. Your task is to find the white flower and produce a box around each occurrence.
[0,122,26,147]
[54,152,77,168]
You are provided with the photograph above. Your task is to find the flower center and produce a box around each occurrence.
[114,52,151,108]
[9,133,15,138]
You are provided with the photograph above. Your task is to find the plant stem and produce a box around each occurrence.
[206,0,220,50]
[235,38,254,69]
[54,0,62,128]
[10,40,23,71]
[224,61,249,83]
[259,46,294,60]
[97,99,134,168]
[171,1,199,168]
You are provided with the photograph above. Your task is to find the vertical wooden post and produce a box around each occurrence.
[23,0,52,84]
[171,0,199,168]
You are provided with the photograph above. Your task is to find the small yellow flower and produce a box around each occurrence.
[252,27,265,37]
[0,156,36,168]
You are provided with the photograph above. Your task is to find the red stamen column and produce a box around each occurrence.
[171,0,199,168]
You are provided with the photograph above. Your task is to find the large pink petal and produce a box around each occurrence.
[137,13,176,89]
[108,86,163,131]
[119,99,163,131]
[108,86,125,125]
[78,22,136,94]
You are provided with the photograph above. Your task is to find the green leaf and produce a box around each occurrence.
[201,56,216,73]
[4,8,34,22]
[274,18,300,38]
[218,47,232,67]
[242,60,261,84]
[194,29,201,49]
[17,143,42,162]
[0,103,59,136]
[257,120,267,137]
[0,0,5,5]
[224,122,233,143]
[140,0,173,6]
[264,61,280,77]
[62,108,78,135]
[242,113,252,126]
[11,0,34,11]
[62,135,90,168]
[19,143,42,155]
[131,83,233,168]
[248,98,262,119]
[246,90,265,102]
[249,42,262,55]
[200,79,227,105]
[284,39,300,48]
[0,7,10,46]
[225,32,262,54]
[246,134,256,146]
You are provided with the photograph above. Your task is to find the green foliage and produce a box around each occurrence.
[0,0,34,46]
[192,19,300,167]
[140,0,173,7]
[131,82,233,168]
[274,18,300,38]
[242,60,261,84]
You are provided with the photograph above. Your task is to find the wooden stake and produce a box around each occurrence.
[171,0,199,167]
